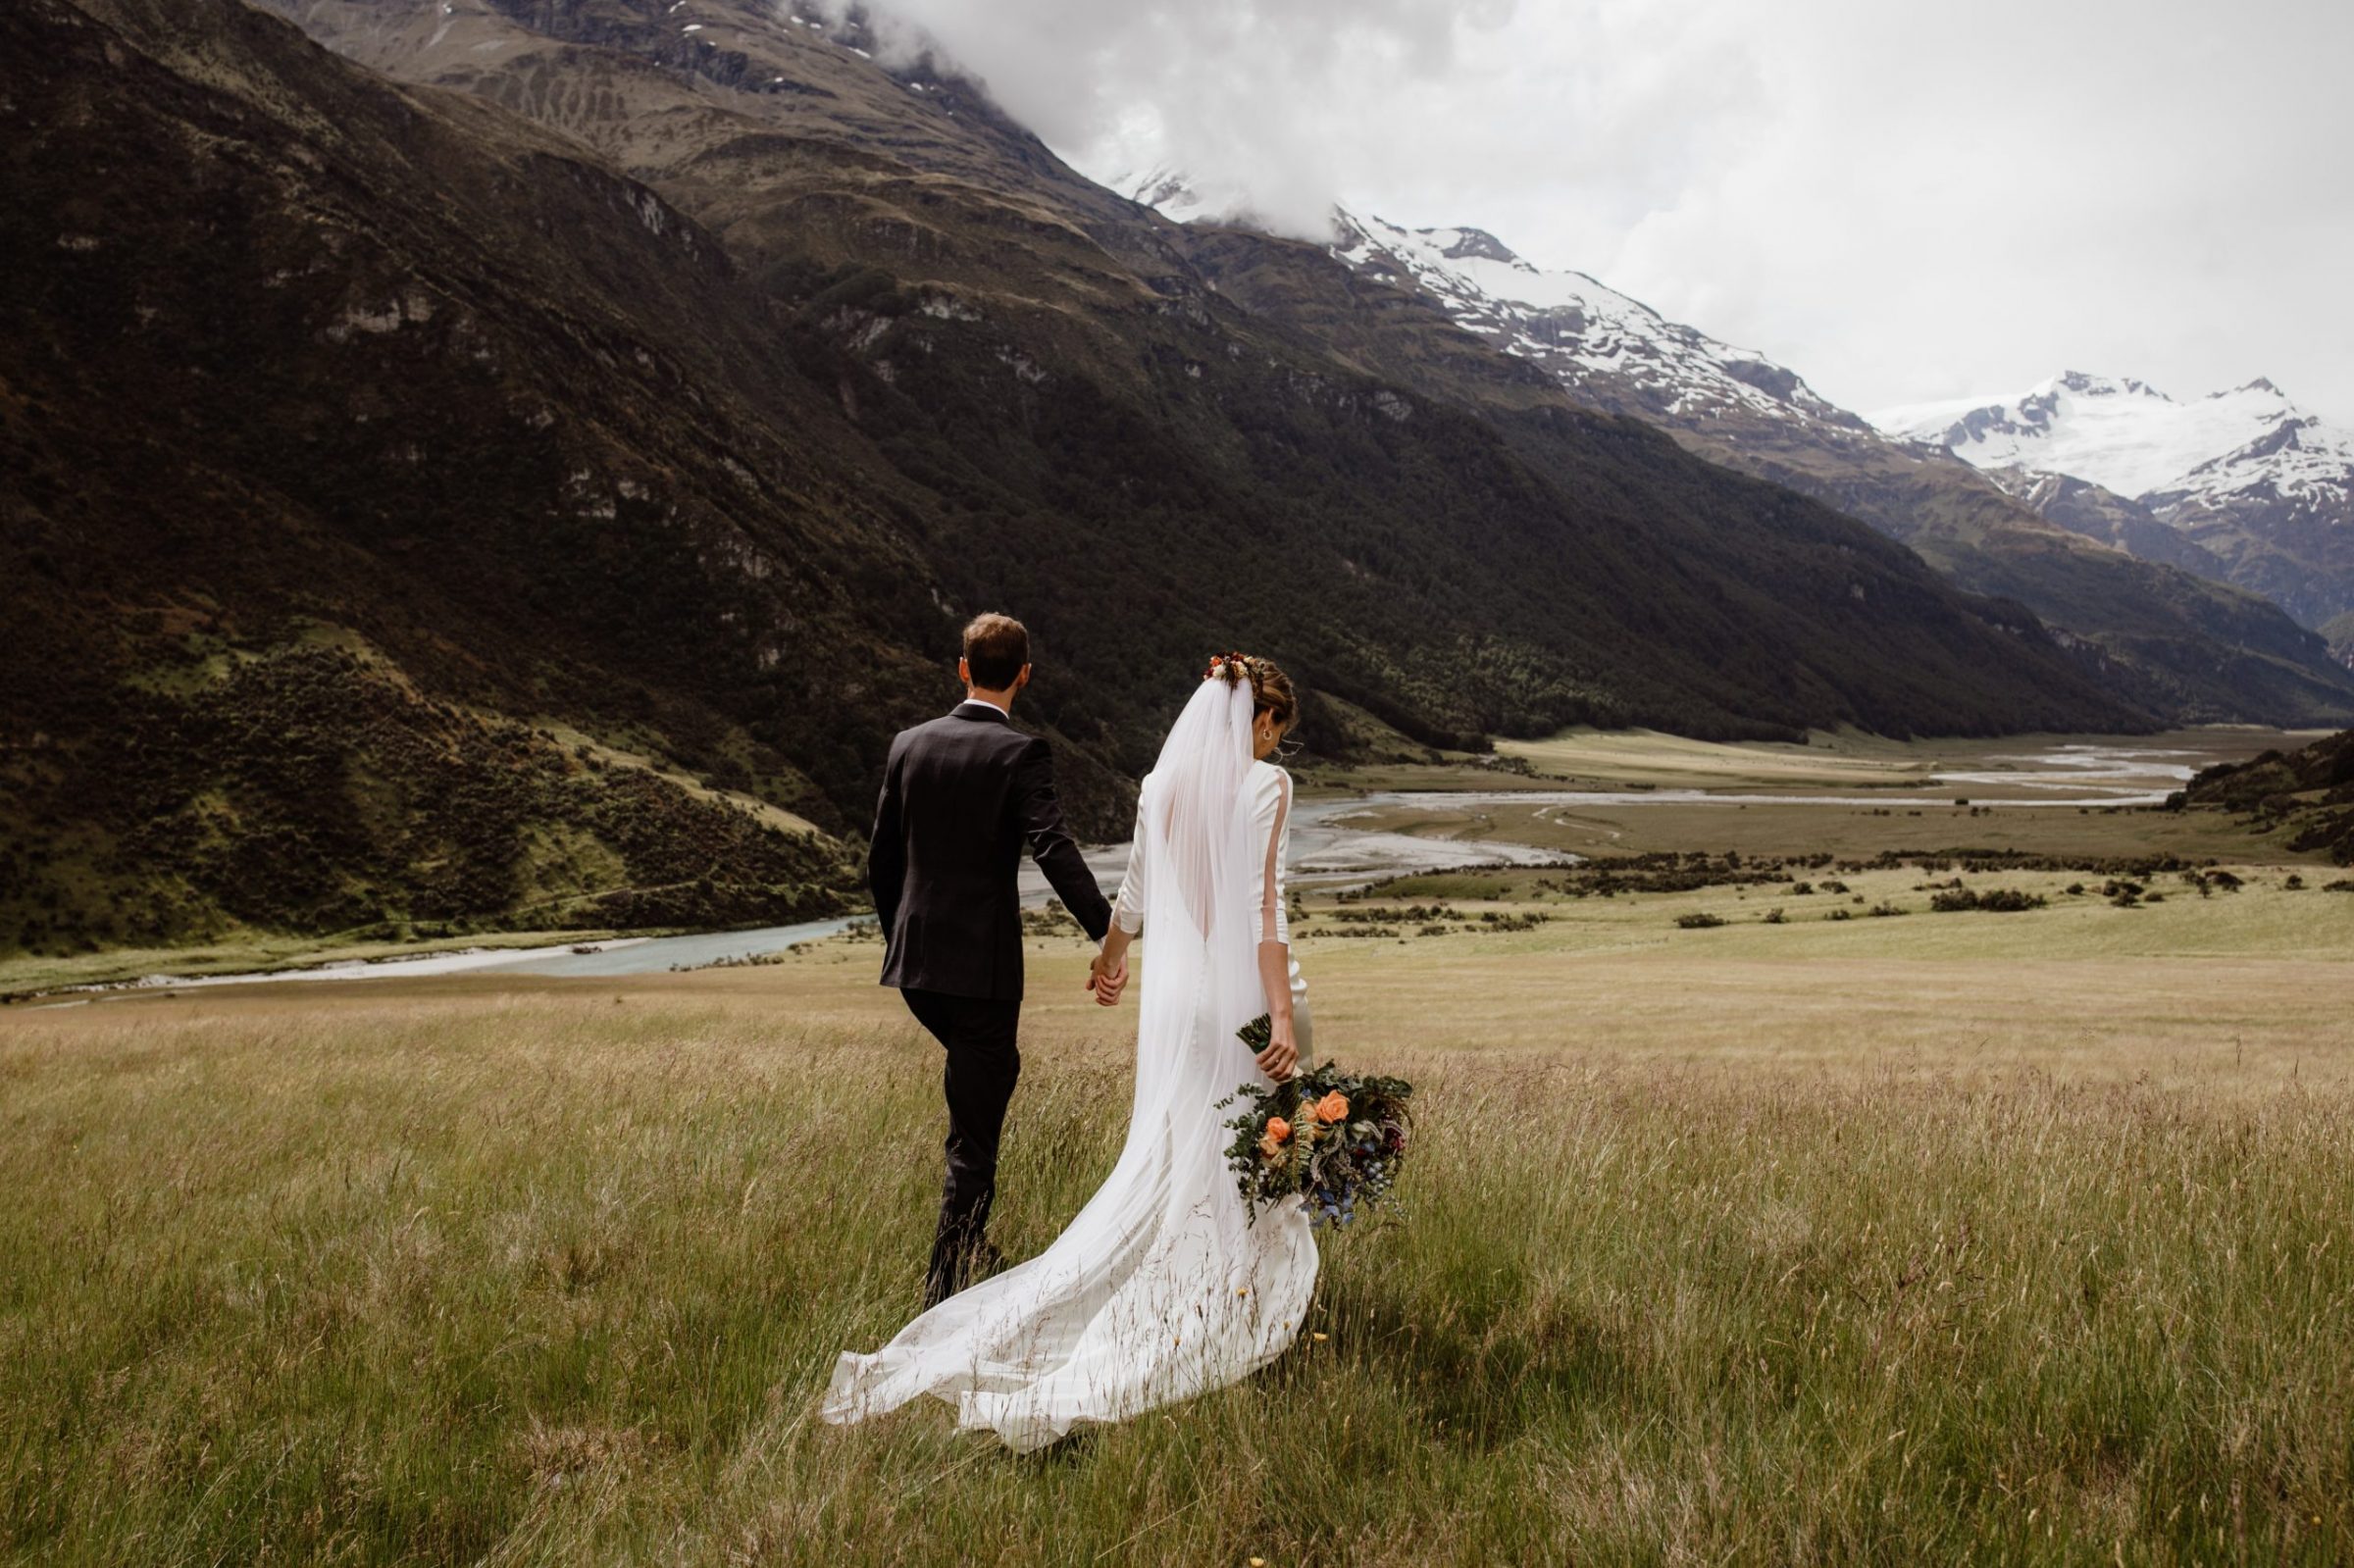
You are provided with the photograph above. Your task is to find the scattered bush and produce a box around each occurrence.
[1675,912,1727,930]
[1931,886,2047,913]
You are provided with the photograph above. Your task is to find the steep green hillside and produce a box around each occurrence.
[0,644,855,954]
[4,0,939,953]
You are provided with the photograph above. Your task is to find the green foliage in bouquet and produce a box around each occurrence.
[1222,1015,1413,1229]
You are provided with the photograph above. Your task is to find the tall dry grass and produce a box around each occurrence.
[3,988,2351,1564]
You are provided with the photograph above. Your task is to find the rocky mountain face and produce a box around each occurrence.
[1272,204,2354,727]
[1875,372,2354,630]
[0,0,2163,956]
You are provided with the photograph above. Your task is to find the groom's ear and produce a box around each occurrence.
[1016,663,1033,690]
[957,656,972,688]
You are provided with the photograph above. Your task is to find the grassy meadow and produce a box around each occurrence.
[6,841,2353,1564]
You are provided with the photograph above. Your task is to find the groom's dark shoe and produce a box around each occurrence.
[923,1236,1004,1308]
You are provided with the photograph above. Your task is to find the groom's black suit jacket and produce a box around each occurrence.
[868,702,1113,1001]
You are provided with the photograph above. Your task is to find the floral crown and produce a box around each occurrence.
[1204,651,1254,685]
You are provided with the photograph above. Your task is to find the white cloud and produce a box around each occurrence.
[842,0,2354,422]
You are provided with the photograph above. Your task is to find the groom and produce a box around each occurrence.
[868,612,1113,1307]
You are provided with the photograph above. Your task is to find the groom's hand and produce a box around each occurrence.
[1086,951,1128,1006]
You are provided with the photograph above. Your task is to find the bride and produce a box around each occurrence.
[822,653,1317,1450]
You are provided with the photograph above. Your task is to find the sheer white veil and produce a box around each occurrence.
[1132,672,1264,1106]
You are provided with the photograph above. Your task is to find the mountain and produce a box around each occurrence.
[1875,372,2354,629]
[1,0,2151,958]
[1242,204,2354,727]
[218,0,2142,746]
[1329,211,1866,433]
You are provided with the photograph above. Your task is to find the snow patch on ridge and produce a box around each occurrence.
[1326,209,1859,429]
[1119,173,1845,430]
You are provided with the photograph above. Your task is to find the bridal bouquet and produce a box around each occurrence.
[1221,1016,1413,1229]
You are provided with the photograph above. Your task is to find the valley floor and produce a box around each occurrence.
[8,725,2328,998]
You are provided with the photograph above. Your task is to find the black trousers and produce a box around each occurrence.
[900,987,1022,1308]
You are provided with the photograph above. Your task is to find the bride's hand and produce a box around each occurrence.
[1255,1013,1298,1082]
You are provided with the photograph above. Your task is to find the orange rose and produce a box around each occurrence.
[1265,1116,1292,1143]
[1314,1091,1350,1124]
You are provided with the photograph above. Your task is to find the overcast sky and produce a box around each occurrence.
[837,0,2354,424]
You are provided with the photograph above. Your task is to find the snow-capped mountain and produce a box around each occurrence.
[1873,372,2354,513]
[1109,177,1859,431]
[1872,372,2354,628]
[1327,209,1866,432]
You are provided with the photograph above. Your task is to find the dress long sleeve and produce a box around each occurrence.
[1110,776,1151,936]
[1254,766,1291,945]
[1246,764,1306,1020]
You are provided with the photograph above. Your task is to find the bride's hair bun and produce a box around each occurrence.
[1203,652,1297,727]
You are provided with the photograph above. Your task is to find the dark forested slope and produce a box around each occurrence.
[2183,730,2354,865]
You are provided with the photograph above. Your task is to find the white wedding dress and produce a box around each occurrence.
[822,679,1317,1450]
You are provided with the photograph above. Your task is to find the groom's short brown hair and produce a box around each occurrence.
[962,613,1030,689]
